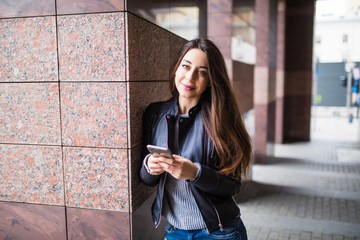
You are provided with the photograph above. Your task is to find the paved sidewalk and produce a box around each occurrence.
[237,108,360,240]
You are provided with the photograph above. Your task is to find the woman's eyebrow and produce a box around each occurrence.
[182,59,208,69]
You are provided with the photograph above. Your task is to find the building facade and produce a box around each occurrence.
[314,0,360,107]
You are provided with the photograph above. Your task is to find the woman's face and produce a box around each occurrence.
[175,48,209,104]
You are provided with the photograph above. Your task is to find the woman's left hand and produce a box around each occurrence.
[157,155,199,180]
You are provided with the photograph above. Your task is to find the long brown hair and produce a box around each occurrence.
[170,38,252,178]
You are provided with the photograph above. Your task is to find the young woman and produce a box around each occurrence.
[140,38,252,240]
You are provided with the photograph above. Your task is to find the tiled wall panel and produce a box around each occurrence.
[127,13,171,81]
[57,13,126,82]
[57,0,124,15]
[60,82,127,148]
[0,144,64,205]
[130,144,155,213]
[0,83,61,145]
[169,31,188,63]
[0,17,58,82]
[128,81,172,148]
[0,0,55,18]
[66,207,130,240]
[0,202,66,240]
[63,147,129,211]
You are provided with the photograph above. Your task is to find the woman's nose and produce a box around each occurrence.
[186,69,196,81]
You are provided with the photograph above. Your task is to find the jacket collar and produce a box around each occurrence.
[168,97,203,118]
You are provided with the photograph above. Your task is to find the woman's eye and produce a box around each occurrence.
[182,64,190,69]
[199,70,207,76]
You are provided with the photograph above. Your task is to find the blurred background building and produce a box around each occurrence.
[314,0,360,108]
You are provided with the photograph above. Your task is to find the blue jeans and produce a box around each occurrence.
[164,217,247,240]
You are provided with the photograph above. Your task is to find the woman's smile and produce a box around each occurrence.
[181,83,195,91]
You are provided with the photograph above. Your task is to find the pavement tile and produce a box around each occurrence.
[239,110,360,240]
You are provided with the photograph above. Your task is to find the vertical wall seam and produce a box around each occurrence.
[54,1,69,239]
[123,11,133,240]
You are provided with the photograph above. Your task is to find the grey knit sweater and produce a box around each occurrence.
[162,175,206,230]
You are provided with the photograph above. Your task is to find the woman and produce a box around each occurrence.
[140,38,252,239]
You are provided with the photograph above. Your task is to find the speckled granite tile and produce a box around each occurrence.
[169,34,188,66]
[57,0,124,15]
[60,82,127,148]
[0,17,58,82]
[57,13,126,82]
[129,144,156,212]
[0,83,61,145]
[128,81,171,148]
[126,13,170,81]
[0,0,55,18]
[67,208,129,239]
[0,202,66,240]
[63,147,129,211]
[0,144,64,205]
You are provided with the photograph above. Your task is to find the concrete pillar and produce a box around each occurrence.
[207,0,233,80]
[275,0,286,143]
[253,0,278,162]
[283,0,315,142]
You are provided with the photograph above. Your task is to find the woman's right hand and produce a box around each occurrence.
[147,154,166,175]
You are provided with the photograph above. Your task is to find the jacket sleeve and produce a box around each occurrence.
[188,154,241,198]
[139,104,162,187]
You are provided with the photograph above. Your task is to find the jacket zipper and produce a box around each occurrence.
[206,196,224,231]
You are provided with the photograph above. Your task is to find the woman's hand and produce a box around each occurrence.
[147,154,166,175]
[157,155,199,180]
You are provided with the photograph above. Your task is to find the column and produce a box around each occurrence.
[253,0,278,162]
[275,0,286,143]
[283,0,315,142]
[207,0,233,79]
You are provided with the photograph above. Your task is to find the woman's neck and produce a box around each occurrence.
[177,97,200,115]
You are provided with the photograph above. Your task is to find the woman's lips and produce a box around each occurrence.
[182,83,195,91]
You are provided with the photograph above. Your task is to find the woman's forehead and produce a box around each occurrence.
[182,48,208,67]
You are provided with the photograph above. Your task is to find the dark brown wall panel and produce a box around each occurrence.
[283,95,312,142]
[0,202,66,240]
[66,207,130,240]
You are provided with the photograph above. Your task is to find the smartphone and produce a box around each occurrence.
[146,145,173,159]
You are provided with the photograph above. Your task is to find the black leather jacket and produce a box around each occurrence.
[140,98,241,233]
